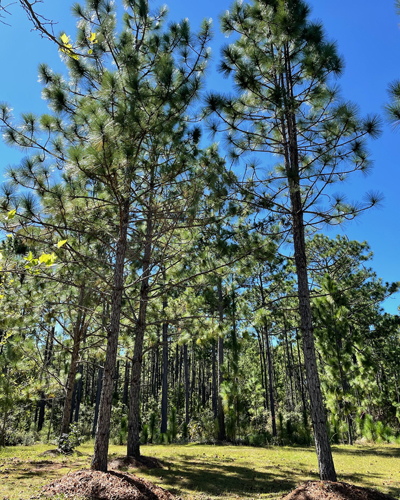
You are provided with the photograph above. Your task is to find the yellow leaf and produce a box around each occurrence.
[88,49,93,55]
[7,234,12,238]
[57,239,67,248]
[39,254,50,264]
[61,33,69,44]
[6,209,16,221]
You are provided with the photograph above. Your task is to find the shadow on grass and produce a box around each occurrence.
[143,459,299,497]
[331,446,400,458]
[142,455,400,499]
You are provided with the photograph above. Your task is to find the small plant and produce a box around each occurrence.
[57,424,82,454]
[168,407,178,442]
[149,412,156,443]
[141,424,149,444]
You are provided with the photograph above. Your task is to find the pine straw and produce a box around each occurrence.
[281,481,399,500]
[41,469,175,500]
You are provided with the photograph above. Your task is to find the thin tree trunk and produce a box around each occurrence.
[60,289,86,436]
[92,367,103,438]
[91,203,129,472]
[127,194,154,459]
[38,327,54,432]
[74,363,84,423]
[47,399,54,441]
[265,326,277,437]
[184,343,189,424]
[285,132,337,481]
[217,281,226,441]
[212,340,217,418]
[160,299,169,435]
[280,46,337,480]
[283,318,294,410]
[123,361,130,406]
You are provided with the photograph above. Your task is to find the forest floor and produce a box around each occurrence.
[0,442,399,500]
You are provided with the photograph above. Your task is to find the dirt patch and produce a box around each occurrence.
[42,468,174,500]
[38,449,61,457]
[282,481,398,500]
[39,449,84,457]
[109,456,164,470]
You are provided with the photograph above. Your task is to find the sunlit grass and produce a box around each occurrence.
[0,442,399,500]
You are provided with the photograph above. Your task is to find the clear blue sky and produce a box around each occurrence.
[1,0,400,313]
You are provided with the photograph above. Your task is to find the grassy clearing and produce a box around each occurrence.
[0,443,399,500]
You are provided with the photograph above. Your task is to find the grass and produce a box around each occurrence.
[0,442,399,500]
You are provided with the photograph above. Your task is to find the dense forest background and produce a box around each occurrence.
[0,0,400,482]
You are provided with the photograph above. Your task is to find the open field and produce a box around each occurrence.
[0,443,399,500]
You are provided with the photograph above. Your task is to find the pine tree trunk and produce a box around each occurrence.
[289,182,336,480]
[184,343,190,424]
[283,319,294,410]
[295,333,309,432]
[60,316,84,435]
[123,361,130,406]
[265,326,277,437]
[38,327,54,432]
[177,346,182,412]
[92,368,103,437]
[37,392,46,432]
[279,45,337,480]
[191,344,195,414]
[127,342,143,458]
[160,301,169,435]
[212,341,217,418]
[126,199,154,458]
[74,364,84,423]
[91,203,129,472]
[217,282,226,441]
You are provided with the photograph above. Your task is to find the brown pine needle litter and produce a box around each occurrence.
[41,469,175,500]
[282,481,398,500]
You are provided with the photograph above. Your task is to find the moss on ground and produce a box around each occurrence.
[0,443,399,500]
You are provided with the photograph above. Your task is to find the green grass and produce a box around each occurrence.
[0,443,399,500]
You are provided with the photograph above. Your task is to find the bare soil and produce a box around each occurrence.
[282,482,399,500]
[42,469,175,500]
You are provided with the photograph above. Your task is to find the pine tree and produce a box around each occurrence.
[206,0,381,480]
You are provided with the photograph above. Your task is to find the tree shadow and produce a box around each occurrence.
[141,452,400,499]
[142,459,299,497]
[331,446,400,458]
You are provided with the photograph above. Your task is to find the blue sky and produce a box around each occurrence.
[1,0,400,313]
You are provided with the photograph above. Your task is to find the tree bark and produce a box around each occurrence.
[91,203,129,472]
[127,196,154,458]
[184,343,190,425]
[60,289,86,436]
[217,281,226,441]
[92,367,103,438]
[38,326,54,432]
[212,340,218,418]
[122,361,130,407]
[264,326,277,437]
[280,45,337,481]
[160,299,169,435]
